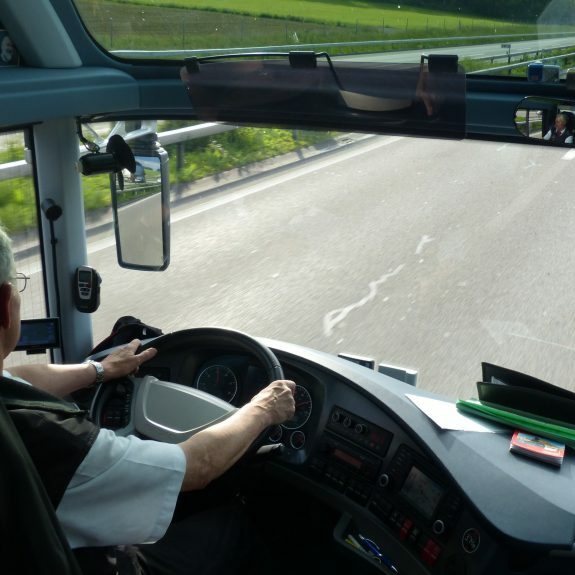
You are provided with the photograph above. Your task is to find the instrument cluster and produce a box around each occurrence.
[193,354,315,450]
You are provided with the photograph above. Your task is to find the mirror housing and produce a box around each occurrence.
[110,134,170,271]
[514,96,575,147]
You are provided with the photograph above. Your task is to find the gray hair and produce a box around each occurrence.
[0,226,15,287]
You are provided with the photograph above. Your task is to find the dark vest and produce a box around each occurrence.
[0,376,98,508]
[0,377,146,574]
[550,127,571,144]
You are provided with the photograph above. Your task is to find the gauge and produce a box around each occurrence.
[282,385,312,430]
[289,430,306,450]
[196,364,238,403]
[268,425,283,443]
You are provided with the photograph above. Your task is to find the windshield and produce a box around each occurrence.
[74,0,575,76]
[5,0,571,401]
[75,117,575,402]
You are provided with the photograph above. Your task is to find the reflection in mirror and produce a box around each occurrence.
[111,149,170,271]
[515,97,575,147]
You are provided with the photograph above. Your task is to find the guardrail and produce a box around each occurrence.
[113,31,575,59]
[0,122,238,182]
[475,50,575,75]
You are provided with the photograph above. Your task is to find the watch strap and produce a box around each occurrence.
[84,359,104,387]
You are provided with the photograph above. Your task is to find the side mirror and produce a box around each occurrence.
[514,96,575,147]
[110,137,170,271]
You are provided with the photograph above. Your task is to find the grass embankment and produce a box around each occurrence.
[0,127,333,234]
[77,0,539,54]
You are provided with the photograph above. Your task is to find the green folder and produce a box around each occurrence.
[456,398,575,449]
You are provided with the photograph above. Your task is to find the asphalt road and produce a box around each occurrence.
[75,133,575,401]
[341,35,575,64]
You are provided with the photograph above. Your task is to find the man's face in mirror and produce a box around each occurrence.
[555,116,567,132]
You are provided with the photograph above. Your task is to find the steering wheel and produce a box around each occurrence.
[90,327,285,451]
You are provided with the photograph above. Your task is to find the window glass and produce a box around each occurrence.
[73,1,572,78]
[83,118,575,401]
[0,130,48,367]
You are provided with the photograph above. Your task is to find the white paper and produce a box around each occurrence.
[406,394,506,433]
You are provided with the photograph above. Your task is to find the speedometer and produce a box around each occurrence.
[196,364,238,403]
[282,385,312,430]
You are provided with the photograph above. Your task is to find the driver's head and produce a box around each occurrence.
[0,226,21,359]
[555,114,567,131]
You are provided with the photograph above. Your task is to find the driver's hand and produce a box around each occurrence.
[100,339,157,382]
[249,379,296,426]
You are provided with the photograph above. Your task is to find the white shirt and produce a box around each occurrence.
[57,428,186,548]
[3,370,186,548]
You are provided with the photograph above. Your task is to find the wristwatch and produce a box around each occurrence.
[84,359,105,387]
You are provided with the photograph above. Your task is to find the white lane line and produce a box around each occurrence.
[415,235,434,255]
[323,264,405,337]
[510,332,575,353]
[562,149,575,160]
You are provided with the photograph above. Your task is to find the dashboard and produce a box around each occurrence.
[91,332,575,575]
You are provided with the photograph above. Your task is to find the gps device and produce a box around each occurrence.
[15,318,61,354]
[74,265,101,313]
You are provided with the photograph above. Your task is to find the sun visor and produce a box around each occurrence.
[180,52,465,139]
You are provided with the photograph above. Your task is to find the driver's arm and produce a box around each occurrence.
[178,379,295,491]
[8,339,156,397]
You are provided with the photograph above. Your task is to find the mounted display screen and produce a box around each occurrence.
[399,465,445,520]
[15,318,60,352]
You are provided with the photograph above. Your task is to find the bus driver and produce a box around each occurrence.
[0,226,296,574]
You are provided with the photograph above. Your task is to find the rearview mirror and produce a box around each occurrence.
[110,140,170,271]
[514,96,575,147]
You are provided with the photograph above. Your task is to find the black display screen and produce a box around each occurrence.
[399,466,444,520]
[79,270,92,285]
[15,318,60,351]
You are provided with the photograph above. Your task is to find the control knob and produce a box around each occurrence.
[433,519,445,535]
[378,473,391,488]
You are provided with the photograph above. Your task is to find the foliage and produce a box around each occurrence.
[163,125,334,184]
[0,178,37,234]
[0,127,333,234]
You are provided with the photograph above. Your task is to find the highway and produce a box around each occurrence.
[342,35,575,64]
[72,133,575,401]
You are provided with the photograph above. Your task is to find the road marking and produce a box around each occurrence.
[323,264,404,337]
[171,136,403,225]
[562,149,575,160]
[415,235,434,255]
[510,332,575,353]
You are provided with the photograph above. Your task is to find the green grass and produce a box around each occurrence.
[0,125,334,234]
[163,123,335,184]
[100,0,510,30]
[76,0,540,53]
